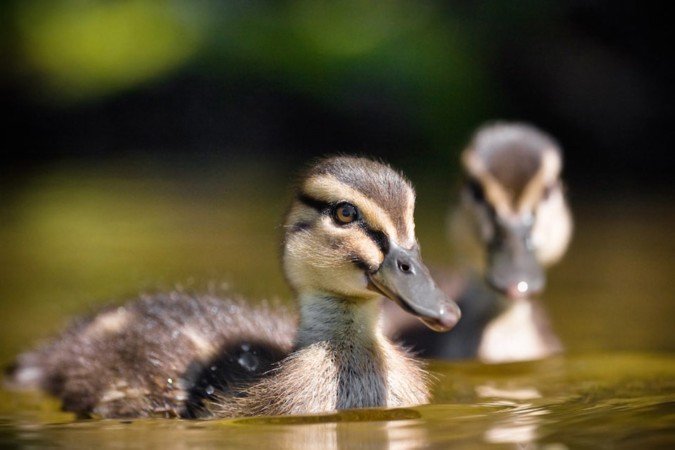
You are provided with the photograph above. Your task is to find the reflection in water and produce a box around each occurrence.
[270,420,427,450]
[2,353,675,449]
[475,385,541,401]
[484,403,547,446]
[232,409,428,450]
[2,410,429,450]
[477,384,545,446]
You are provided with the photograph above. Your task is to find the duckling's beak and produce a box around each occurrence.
[487,217,545,299]
[367,245,460,332]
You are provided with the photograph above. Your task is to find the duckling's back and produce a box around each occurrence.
[5,293,296,418]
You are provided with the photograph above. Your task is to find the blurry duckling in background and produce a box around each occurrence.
[5,156,460,418]
[386,122,572,363]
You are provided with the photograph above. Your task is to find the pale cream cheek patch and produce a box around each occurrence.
[284,214,386,298]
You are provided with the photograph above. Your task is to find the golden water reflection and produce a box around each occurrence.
[1,352,674,449]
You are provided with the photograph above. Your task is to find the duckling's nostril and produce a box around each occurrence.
[504,282,528,299]
[397,260,412,274]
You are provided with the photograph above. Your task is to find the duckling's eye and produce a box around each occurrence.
[466,179,485,203]
[333,202,359,225]
[542,183,556,201]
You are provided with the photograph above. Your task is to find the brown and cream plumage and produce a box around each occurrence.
[5,156,460,418]
[387,122,572,363]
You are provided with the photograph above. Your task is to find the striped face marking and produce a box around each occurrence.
[459,123,572,268]
[300,173,415,248]
[283,157,418,298]
[463,147,561,218]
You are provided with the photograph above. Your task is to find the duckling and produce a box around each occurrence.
[5,156,460,418]
[386,123,572,363]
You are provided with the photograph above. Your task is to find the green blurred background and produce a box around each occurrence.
[1,0,673,365]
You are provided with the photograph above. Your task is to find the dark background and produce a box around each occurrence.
[2,0,672,191]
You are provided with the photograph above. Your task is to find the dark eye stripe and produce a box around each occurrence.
[298,193,390,256]
[297,194,331,212]
[347,252,372,272]
[466,177,485,203]
[289,221,312,234]
[363,227,390,255]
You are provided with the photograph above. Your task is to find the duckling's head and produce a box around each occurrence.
[459,123,573,299]
[283,156,460,332]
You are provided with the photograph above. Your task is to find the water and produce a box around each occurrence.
[1,162,674,448]
[1,354,673,449]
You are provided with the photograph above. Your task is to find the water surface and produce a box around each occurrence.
[2,354,673,449]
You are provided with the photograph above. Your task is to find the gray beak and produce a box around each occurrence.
[486,217,545,299]
[368,245,460,332]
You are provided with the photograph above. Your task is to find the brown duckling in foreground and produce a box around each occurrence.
[386,123,572,363]
[6,156,460,418]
